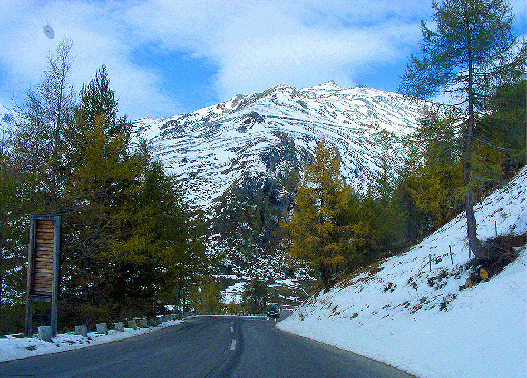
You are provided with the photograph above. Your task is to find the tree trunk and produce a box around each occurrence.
[464,185,482,258]
[320,261,330,292]
[463,101,482,259]
[0,268,3,311]
[463,30,483,261]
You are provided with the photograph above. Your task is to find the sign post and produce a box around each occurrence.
[25,214,61,337]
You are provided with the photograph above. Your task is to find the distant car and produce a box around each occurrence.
[267,306,280,319]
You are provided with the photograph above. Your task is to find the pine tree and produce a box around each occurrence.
[399,0,520,261]
[402,111,466,228]
[60,66,209,321]
[477,79,526,178]
[61,115,141,322]
[121,157,208,316]
[78,65,127,137]
[59,65,144,322]
[283,141,351,290]
[1,40,75,331]
[191,278,222,314]
[242,278,268,314]
[0,131,24,320]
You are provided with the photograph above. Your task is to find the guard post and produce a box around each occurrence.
[25,214,61,337]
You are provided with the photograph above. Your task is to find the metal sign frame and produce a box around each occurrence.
[25,214,61,337]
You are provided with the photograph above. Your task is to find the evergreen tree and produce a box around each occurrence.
[477,79,526,178]
[0,40,76,332]
[126,157,209,316]
[191,278,223,314]
[61,66,210,322]
[78,65,127,137]
[399,0,520,261]
[242,278,268,314]
[61,111,141,322]
[283,141,351,290]
[0,128,25,322]
[3,54,212,330]
[402,111,466,228]
[391,175,432,245]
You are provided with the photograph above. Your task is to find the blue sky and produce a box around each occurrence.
[0,0,525,120]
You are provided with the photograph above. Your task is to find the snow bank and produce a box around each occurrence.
[0,320,182,363]
[278,167,527,378]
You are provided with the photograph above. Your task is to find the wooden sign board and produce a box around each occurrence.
[32,219,55,296]
[25,214,61,337]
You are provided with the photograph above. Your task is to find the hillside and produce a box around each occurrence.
[277,166,527,378]
[135,82,433,277]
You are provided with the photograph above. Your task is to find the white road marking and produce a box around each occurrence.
[230,339,237,351]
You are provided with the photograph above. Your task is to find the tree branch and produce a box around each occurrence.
[472,135,512,151]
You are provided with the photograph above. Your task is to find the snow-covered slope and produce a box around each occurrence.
[278,166,527,378]
[135,81,430,209]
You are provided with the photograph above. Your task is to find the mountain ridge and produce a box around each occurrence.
[134,82,433,210]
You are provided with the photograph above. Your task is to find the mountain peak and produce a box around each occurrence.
[271,83,296,91]
[308,80,343,91]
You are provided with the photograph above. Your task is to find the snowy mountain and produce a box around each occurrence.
[278,166,527,378]
[135,81,431,209]
[134,82,433,277]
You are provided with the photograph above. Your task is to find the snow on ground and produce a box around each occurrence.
[0,320,182,363]
[222,281,246,304]
[270,279,301,288]
[278,166,527,378]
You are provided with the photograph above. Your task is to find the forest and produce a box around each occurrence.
[0,40,212,333]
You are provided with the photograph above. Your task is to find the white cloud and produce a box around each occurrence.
[0,0,180,118]
[213,13,421,98]
[0,0,524,118]
[125,0,427,100]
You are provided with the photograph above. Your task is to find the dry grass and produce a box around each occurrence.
[479,232,527,278]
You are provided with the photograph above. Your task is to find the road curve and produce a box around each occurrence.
[0,316,413,378]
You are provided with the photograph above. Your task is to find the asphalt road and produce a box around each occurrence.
[0,316,413,378]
